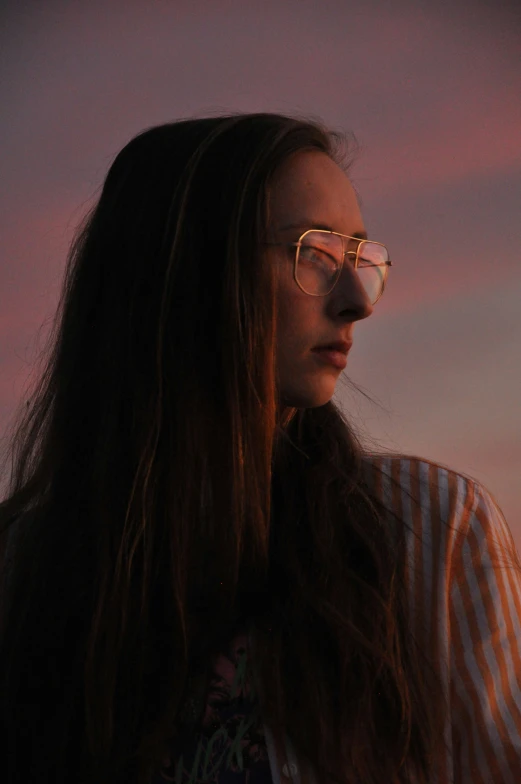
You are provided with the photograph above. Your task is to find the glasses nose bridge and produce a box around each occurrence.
[336,229,359,256]
[341,246,358,270]
[334,245,376,304]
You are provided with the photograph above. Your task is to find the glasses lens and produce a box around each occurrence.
[295,231,343,296]
[356,241,389,304]
[296,232,389,303]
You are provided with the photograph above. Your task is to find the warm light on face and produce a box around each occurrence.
[268,150,374,409]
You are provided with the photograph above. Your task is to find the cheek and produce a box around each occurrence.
[277,285,317,350]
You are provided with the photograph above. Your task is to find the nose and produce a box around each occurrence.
[334,259,374,321]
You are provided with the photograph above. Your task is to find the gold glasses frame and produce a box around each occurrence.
[265,228,393,303]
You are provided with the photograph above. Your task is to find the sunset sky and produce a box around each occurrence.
[1,0,520,546]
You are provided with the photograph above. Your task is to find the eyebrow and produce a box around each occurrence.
[277,222,368,240]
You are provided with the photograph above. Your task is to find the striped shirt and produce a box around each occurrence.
[259,454,521,784]
[5,454,521,782]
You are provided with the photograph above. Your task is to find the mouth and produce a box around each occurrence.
[311,346,349,369]
[313,340,353,354]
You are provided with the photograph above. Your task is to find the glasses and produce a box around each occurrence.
[266,229,392,303]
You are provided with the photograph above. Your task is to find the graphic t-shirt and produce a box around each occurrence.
[153,623,272,784]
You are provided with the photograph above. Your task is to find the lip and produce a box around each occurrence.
[312,347,349,369]
[313,340,353,354]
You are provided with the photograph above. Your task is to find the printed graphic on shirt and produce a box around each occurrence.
[156,625,271,784]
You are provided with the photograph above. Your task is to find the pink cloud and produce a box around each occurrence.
[355,76,521,199]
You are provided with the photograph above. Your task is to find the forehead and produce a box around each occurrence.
[268,150,363,232]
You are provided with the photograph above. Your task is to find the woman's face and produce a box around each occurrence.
[267,150,374,409]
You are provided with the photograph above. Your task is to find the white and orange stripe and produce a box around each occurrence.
[254,455,521,784]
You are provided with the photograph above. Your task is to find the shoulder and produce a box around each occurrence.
[361,452,520,569]
[360,451,477,516]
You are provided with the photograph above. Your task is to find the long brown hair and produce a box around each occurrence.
[0,113,451,783]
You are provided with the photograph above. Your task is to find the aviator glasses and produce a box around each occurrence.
[267,229,392,304]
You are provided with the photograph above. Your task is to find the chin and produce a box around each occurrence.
[280,385,336,409]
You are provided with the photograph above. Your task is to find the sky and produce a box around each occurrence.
[1,0,520,546]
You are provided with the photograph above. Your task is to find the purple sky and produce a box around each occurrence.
[1,0,520,545]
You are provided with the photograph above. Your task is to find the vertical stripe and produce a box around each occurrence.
[474,488,521,676]
[432,465,453,784]
[451,574,514,781]
[446,473,481,782]
[261,455,521,784]
[412,460,424,646]
[401,459,417,624]
[417,461,434,652]
[466,515,521,726]
[263,723,286,784]
[450,648,494,783]
[449,477,510,780]
[283,734,304,784]
[465,491,521,777]
[426,463,443,784]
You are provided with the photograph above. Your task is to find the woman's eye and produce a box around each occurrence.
[300,246,336,266]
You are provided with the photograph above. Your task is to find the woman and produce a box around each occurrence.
[0,113,520,784]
